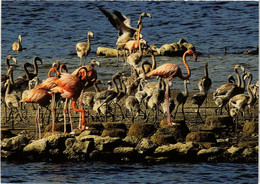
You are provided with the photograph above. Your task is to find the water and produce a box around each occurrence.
[1,1,258,92]
[1,1,258,183]
[1,161,258,183]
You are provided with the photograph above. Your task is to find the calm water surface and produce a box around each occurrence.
[1,161,258,183]
[1,1,258,91]
[1,1,259,183]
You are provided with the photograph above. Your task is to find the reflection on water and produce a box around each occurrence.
[1,161,258,183]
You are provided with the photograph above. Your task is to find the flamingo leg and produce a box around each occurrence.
[181,104,186,120]
[37,105,41,139]
[68,99,74,132]
[51,94,56,133]
[63,98,68,134]
[72,99,85,130]
[165,79,175,126]
[116,49,119,67]
[78,90,84,129]
[173,103,180,119]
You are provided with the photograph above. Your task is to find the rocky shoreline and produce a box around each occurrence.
[1,115,258,163]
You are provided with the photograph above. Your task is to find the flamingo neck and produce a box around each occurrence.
[33,57,42,75]
[184,81,188,96]
[5,80,11,95]
[204,63,209,77]
[94,82,100,92]
[234,68,241,88]
[71,99,86,129]
[246,75,254,105]
[112,75,119,93]
[179,51,191,80]
[48,67,60,78]
[240,72,246,91]
[151,52,156,70]
[6,58,11,70]
[87,34,91,50]
[23,64,30,80]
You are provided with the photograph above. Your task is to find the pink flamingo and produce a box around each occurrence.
[20,67,60,139]
[145,49,197,126]
[71,61,98,128]
[50,67,88,130]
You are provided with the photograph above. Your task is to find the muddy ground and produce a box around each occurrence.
[1,89,258,139]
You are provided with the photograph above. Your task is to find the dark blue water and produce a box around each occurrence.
[1,161,258,183]
[1,1,258,183]
[1,1,258,91]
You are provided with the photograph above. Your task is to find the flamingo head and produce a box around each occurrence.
[186,49,197,61]
[88,31,94,38]
[7,55,18,64]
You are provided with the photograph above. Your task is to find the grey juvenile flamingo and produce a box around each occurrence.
[12,35,22,51]
[76,31,94,66]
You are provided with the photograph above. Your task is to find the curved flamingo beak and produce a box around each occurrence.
[193,52,198,62]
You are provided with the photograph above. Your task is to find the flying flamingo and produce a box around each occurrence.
[98,7,140,67]
[125,12,152,54]
[50,67,89,130]
[145,49,197,126]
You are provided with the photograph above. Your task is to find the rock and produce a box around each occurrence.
[136,138,157,154]
[127,123,156,139]
[102,122,127,129]
[77,130,92,140]
[46,134,71,149]
[1,128,16,139]
[113,147,136,155]
[65,138,76,148]
[227,146,244,155]
[150,133,176,145]
[203,116,233,134]
[85,136,122,152]
[101,128,126,138]
[122,136,140,147]
[23,139,47,155]
[186,131,216,143]
[86,122,104,135]
[159,44,175,56]
[1,134,29,151]
[242,122,258,136]
[154,144,177,156]
[96,47,127,57]
[172,142,199,156]
[197,147,224,157]
[238,141,258,148]
[154,142,199,160]
[159,119,190,142]
[72,140,94,154]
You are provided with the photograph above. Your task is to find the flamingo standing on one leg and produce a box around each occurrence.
[145,49,197,126]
